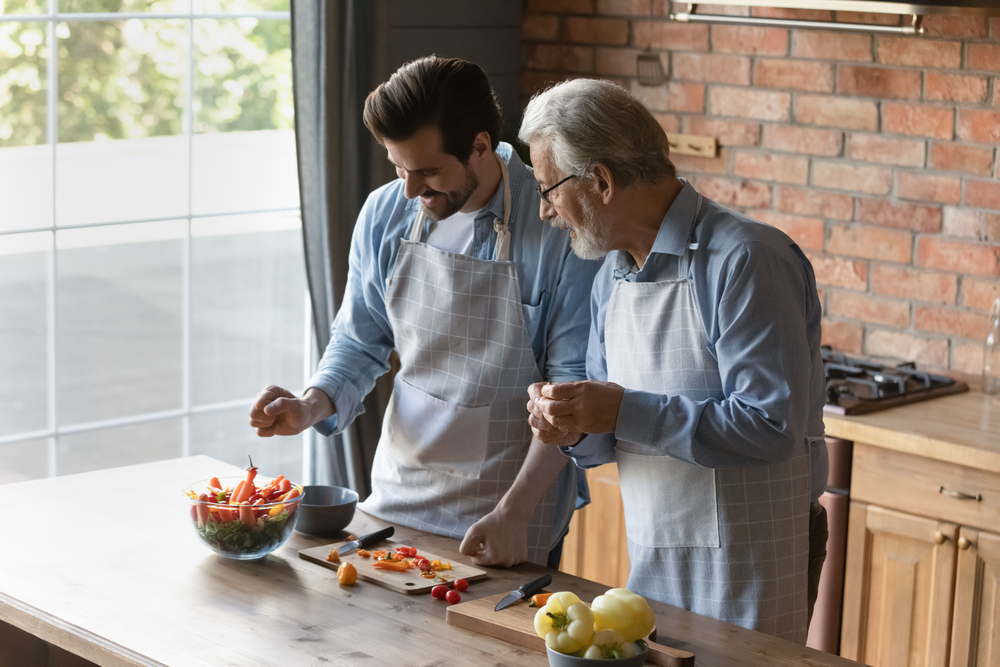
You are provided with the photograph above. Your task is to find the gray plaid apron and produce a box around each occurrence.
[358,156,556,565]
[606,194,811,642]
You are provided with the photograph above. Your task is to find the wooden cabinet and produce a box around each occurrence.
[841,443,1000,667]
[559,464,630,589]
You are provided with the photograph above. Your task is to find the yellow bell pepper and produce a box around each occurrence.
[591,588,656,642]
[533,591,595,655]
[582,629,637,660]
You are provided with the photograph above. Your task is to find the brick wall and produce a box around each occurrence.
[521,0,1000,380]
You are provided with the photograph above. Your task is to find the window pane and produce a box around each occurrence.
[60,0,190,12]
[191,212,305,405]
[0,438,48,485]
[0,232,49,438]
[0,21,47,146]
[55,20,189,225]
[194,0,289,13]
[190,407,302,479]
[0,0,48,15]
[56,418,181,476]
[56,221,184,427]
[191,18,296,214]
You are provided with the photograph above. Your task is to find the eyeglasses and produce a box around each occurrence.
[536,174,576,204]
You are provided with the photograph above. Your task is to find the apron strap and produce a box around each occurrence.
[677,193,704,280]
[408,206,425,242]
[493,153,512,262]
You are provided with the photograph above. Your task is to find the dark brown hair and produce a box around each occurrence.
[363,56,502,163]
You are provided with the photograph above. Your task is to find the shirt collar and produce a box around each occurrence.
[612,178,699,277]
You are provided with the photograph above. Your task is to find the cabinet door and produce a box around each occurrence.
[951,528,1000,667]
[841,502,958,667]
[559,464,630,589]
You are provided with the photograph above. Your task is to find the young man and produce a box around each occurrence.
[249,57,600,567]
[522,79,828,642]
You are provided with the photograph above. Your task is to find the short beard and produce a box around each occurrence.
[419,164,480,222]
[559,194,610,260]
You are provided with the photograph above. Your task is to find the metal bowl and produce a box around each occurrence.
[545,641,648,667]
[295,485,359,537]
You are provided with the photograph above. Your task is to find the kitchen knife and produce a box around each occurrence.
[494,573,552,611]
[336,526,395,556]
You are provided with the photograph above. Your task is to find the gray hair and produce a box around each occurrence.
[518,79,675,188]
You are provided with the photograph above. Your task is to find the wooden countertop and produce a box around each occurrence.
[0,456,858,667]
[824,391,1000,473]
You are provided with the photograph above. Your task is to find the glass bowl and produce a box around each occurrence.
[184,476,303,560]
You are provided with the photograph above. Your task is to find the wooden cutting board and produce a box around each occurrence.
[446,593,695,667]
[299,539,488,594]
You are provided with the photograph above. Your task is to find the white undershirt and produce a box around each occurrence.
[425,208,480,255]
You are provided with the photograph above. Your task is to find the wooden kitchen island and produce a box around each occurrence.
[0,456,859,667]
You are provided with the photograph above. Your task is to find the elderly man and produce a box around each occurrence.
[521,79,828,643]
[250,57,600,568]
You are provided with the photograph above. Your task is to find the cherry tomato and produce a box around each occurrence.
[431,585,449,600]
[445,589,461,605]
[414,556,431,571]
[454,578,469,592]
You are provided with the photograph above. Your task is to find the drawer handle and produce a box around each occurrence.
[958,537,972,551]
[939,485,983,502]
[934,531,947,545]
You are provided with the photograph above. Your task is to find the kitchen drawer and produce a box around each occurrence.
[851,442,1000,532]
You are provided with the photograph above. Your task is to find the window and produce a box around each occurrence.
[0,0,307,484]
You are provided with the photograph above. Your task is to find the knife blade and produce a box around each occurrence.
[336,526,395,556]
[494,573,552,611]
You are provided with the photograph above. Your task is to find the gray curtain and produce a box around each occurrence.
[291,0,391,497]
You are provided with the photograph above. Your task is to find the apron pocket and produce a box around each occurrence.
[385,375,490,479]
[616,449,720,548]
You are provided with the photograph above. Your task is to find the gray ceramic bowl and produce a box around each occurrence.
[295,485,359,537]
[545,641,648,667]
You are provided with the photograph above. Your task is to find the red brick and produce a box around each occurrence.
[565,17,629,45]
[865,330,948,368]
[670,148,730,175]
[915,305,990,340]
[753,59,833,92]
[520,71,573,98]
[813,161,893,195]
[828,291,910,327]
[952,342,985,376]
[597,0,650,15]
[711,25,788,56]
[925,73,988,103]
[827,224,913,262]
[921,15,989,38]
[634,21,709,51]
[837,66,921,99]
[671,53,751,85]
[654,113,681,133]
[791,30,871,62]
[846,134,925,167]
[751,7,832,20]
[986,212,1000,242]
[777,186,854,220]
[733,152,809,184]
[694,177,772,208]
[928,143,995,176]
[821,318,864,353]
[795,95,878,131]
[662,2,747,16]
[876,37,962,68]
[961,277,1000,311]
[835,12,900,26]
[871,266,957,304]
[968,44,1000,73]
[596,48,664,76]
[527,0,595,12]
[525,45,594,73]
[883,103,954,140]
[631,81,704,113]
[685,118,759,146]
[918,237,1000,276]
[966,180,1000,211]
[942,206,982,238]
[808,252,869,290]
[897,173,961,205]
[710,87,790,121]
[523,15,560,42]
[957,109,1000,145]
[749,210,824,250]
[762,125,841,157]
[856,198,942,233]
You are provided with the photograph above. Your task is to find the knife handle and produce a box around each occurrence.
[357,526,394,548]
[518,573,552,597]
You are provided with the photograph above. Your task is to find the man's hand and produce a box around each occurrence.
[527,380,624,439]
[249,386,335,437]
[459,507,528,568]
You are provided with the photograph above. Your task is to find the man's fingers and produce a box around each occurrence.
[255,425,277,438]
[535,396,576,417]
[540,381,585,400]
[263,397,295,417]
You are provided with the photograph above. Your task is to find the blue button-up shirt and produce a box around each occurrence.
[308,143,602,446]
[567,180,828,502]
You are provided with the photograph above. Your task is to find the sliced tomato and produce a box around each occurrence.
[413,556,431,571]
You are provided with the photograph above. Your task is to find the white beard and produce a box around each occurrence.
[559,195,610,260]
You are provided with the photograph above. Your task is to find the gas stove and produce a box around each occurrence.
[822,347,969,415]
